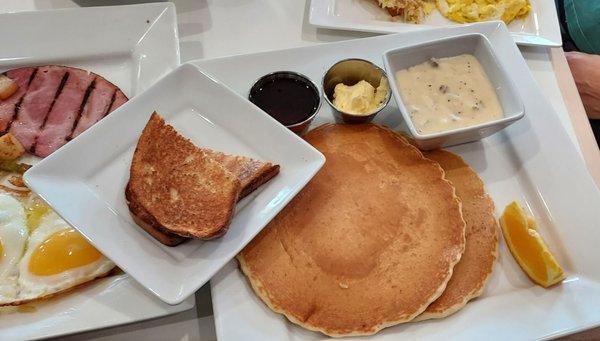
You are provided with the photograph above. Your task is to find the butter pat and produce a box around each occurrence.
[333,77,389,116]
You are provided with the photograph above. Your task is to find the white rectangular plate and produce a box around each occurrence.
[24,63,325,306]
[0,4,194,340]
[195,22,600,340]
[309,0,561,47]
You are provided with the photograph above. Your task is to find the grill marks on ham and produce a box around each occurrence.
[70,78,118,140]
[0,67,36,133]
[9,66,68,151]
[34,69,95,157]
[0,66,127,157]
[110,90,127,113]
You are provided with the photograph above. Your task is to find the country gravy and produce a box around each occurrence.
[395,54,503,134]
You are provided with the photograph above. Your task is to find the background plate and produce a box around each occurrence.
[309,0,561,47]
[0,4,194,340]
[194,22,600,340]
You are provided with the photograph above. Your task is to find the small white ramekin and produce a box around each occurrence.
[383,33,525,150]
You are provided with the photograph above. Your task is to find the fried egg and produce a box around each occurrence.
[0,196,115,306]
[437,0,531,24]
[0,194,28,302]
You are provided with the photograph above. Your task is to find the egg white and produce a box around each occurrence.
[0,194,28,302]
[15,211,114,302]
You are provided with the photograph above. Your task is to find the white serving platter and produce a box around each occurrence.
[0,4,195,340]
[193,21,600,340]
[309,0,561,47]
[24,63,325,306]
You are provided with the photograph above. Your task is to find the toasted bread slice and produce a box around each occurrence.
[203,150,280,199]
[132,153,280,246]
[135,151,280,246]
[126,113,241,243]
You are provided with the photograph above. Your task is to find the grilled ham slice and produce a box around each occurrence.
[0,65,127,157]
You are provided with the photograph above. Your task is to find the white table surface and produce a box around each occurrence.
[1,1,591,340]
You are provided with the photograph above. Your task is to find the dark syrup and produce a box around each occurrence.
[249,73,319,126]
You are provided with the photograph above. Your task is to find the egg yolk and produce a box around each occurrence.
[28,228,102,276]
[0,241,3,261]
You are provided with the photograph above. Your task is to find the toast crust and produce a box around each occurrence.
[239,163,280,199]
[125,183,187,246]
[203,150,281,199]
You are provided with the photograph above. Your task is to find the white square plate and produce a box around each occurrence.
[309,0,561,47]
[24,63,325,306]
[193,22,600,340]
[0,4,193,340]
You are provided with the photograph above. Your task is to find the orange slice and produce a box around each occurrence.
[500,201,565,287]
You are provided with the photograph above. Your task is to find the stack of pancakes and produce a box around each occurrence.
[238,124,497,336]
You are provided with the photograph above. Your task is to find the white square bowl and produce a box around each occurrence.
[23,63,325,305]
[383,33,525,150]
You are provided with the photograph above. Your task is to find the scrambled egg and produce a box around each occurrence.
[436,0,531,24]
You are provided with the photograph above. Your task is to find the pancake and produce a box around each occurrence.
[415,150,498,320]
[238,124,466,337]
